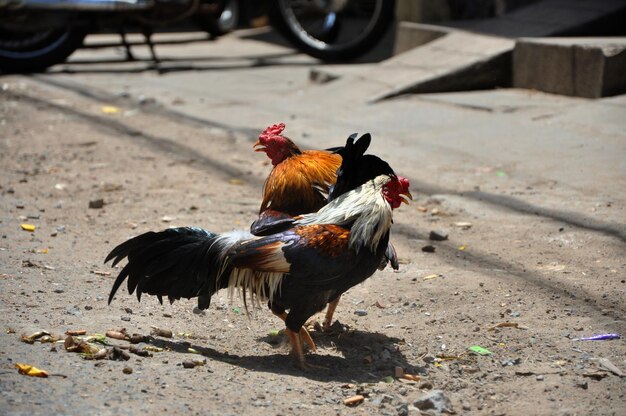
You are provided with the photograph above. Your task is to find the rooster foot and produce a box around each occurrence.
[274,311,316,351]
[286,328,325,370]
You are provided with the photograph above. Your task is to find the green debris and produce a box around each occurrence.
[469,345,493,356]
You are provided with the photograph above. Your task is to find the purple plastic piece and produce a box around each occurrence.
[578,333,621,341]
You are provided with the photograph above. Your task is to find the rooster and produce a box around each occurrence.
[106,139,411,368]
[252,123,398,331]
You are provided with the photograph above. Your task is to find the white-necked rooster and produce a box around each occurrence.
[106,136,411,369]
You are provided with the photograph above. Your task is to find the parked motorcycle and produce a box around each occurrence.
[268,0,395,61]
[0,0,239,72]
[0,0,395,73]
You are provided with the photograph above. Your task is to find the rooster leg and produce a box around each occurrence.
[322,297,341,332]
[286,328,307,369]
[273,311,316,352]
[286,328,325,370]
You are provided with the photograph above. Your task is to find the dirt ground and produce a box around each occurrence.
[1,77,625,416]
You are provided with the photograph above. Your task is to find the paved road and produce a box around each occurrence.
[2,28,625,415]
[40,29,625,226]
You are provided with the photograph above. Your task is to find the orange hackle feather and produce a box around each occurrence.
[260,150,342,215]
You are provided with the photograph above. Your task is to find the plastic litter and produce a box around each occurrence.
[575,333,620,341]
[469,345,493,356]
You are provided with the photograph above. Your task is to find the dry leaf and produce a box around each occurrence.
[101,105,121,115]
[106,330,128,341]
[20,224,36,232]
[65,329,87,336]
[144,346,164,353]
[488,322,528,331]
[21,331,50,344]
[343,395,364,406]
[15,363,48,378]
[151,327,173,338]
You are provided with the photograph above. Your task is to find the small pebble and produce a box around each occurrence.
[354,309,368,317]
[89,199,104,209]
[122,367,133,374]
[66,306,81,316]
[121,316,131,322]
[422,245,436,253]
[429,230,449,241]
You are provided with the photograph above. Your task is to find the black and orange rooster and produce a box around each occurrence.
[252,123,398,331]
[106,136,411,369]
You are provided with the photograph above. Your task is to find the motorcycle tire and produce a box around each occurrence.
[196,0,240,37]
[268,0,395,62]
[0,27,87,73]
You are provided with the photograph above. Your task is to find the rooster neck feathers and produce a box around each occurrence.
[260,150,341,215]
[295,175,394,253]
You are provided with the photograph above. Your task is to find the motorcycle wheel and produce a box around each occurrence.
[196,0,240,37]
[269,0,395,62]
[0,27,87,73]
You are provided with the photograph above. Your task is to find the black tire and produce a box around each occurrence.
[0,27,87,73]
[196,0,240,37]
[269,0,395,62]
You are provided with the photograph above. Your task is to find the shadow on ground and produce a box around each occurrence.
[149,328,416,382]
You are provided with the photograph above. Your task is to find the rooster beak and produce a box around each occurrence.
[253,140,265,152]
[400,191,412,204]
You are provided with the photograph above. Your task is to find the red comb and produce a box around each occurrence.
[260,123,286,140]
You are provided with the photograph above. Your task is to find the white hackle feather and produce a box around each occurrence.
[295,175,394,252]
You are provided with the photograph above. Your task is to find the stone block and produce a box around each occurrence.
[513,38,626,98]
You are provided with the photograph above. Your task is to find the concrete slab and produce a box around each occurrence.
[513,37,626,98]
[331,0,626,101]
[311,31,514,103]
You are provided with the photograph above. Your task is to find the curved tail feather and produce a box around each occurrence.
[106,227,246,310]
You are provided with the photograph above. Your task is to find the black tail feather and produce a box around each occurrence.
[106,227,230,309]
